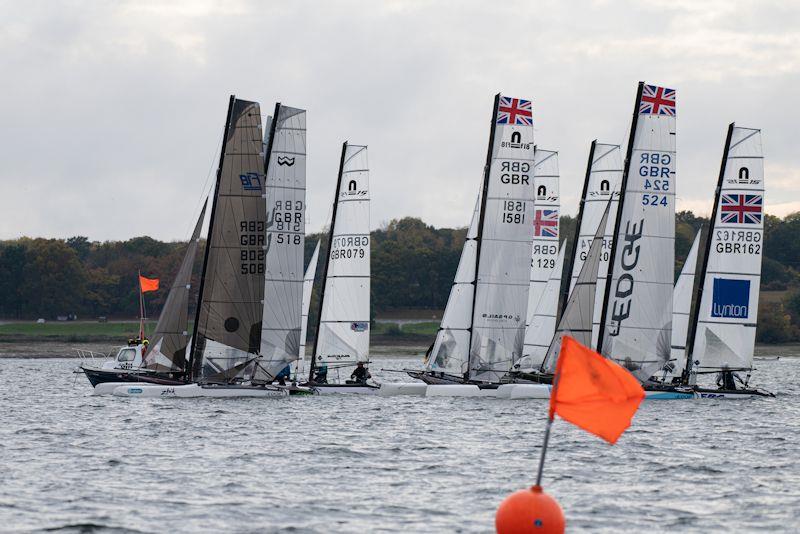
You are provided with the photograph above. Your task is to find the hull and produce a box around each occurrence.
[405,370,466,385]
[81,366,184,388]
[113,384,289,398]
[304,382,381,395]
[378,382,429,396]
[693,387,775,399]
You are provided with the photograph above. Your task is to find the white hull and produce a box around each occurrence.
[113,384,288,398]
[378,382,428,396]
[311,384,380,395]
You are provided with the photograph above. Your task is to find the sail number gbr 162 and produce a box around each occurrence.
[639,152,671,207]
[502,200,527,224]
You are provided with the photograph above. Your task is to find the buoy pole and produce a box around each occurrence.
[535,416,554,487]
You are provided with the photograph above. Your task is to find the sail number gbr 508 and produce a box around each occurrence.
[639,152,671,207]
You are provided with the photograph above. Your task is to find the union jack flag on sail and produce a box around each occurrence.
[639,84,676,116]
[720,194,762,225]
[534,209,559,237]
[497,96,533,126]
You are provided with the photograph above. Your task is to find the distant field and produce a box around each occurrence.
[0,321,159,342]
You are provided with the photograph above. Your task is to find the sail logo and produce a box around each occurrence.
[240,172,264,191]
[351,322,369,332]
[501,131,531,150]
[711,278,750,319]
[536,185,557,202]
[277,156,295,166]
[608,219,644,336]
[482,313,521,322]
[727,166,761,186]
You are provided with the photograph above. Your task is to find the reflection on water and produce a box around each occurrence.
[1,347,799,532]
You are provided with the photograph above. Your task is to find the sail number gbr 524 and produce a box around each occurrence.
[639,152,671,207]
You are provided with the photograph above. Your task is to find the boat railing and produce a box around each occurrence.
[75,348,113,363]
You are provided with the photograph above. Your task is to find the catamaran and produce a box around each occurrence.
[115,97,307,398]
[302,142,377,394]
[409,93,536,387]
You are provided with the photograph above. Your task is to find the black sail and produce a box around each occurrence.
[142,200,207,372]
[192,98,267,382]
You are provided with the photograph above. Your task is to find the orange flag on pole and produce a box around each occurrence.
[139,275,160,293]
[549,335,645,444]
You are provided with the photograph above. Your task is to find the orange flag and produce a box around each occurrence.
[549,335,645,444]
[139,275,160,293]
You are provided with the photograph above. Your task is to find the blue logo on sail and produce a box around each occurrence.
[351,322,369,332]
[711,278,750,319]
[240,172,263,191]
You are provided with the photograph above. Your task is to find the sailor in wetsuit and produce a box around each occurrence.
[716,370,739,391]
[274,364,291,386]
[313,363,328,384]
[350,362,371,384]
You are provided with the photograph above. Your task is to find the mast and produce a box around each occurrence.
[465,93,500,378]
[597,82,644,351]
[137,269,145,341]
[187,95,235,381]
[560,140,596,318]
[308,141,348,382]
[263,103,281,174]
[682,122,734,382]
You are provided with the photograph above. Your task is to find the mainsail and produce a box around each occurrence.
[664,231,701,380]
[425,187,482,377]
[300,240,321,363]
[687,124,764,376]
[599,82,676,382]
[526,149,560,324]
[542,202,611,374]
[519,243,565,370]
[564,142,622,349]
[256,104,307,381]
[310,143,371,377]
[189,96,267,383]
[470,94,536,382]
[142,201,207,372]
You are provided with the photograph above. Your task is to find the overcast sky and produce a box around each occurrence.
[1,0,798,241]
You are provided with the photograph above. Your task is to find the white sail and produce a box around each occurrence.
[425,188,482,377]
[526,149,560,326]
[300,240,320,363]
[542,202,612,374]
[663,231,701,380]
[519,243,565,371]
[257,105,307,380]
[690,125,764,375]
[600,83,676,382]
[470,95,536,382]
[313,144,371,368]
[567,142,622,349]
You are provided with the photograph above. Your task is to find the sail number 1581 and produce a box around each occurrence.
[502,200,526,224]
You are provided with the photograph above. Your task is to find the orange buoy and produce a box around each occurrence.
[495,485,565,534]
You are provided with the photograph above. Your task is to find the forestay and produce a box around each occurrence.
[526,149,560,324]
[690,125,764,374]
[256,104,307,381]
[425,188,481,377]
[600,83,676,382]
[191,97,268,383]
[519,243,565,370]
[314,143,371,368]
[663,231,700,380]
[566,142,622,349]
[542,202,611,374]
[470,95,536,382]
[143,201,207,372]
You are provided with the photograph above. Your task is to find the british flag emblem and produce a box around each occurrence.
[639,84,676,116]
[720,194,762,225]
[497,96,533,126]
[534,209,559,237]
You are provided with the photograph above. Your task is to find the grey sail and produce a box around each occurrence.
[541,201,611,374]
[255,104,307,381]
[142,201,207,372]
[190,97,267,383]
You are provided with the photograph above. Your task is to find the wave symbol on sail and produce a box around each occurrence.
[277,156,295,166]
[609,219,644,336]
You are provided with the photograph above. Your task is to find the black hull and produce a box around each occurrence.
[81,367,186,387]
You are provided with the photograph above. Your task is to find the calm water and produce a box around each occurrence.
[1,348,799,533]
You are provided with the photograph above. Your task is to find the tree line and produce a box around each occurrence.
[2,211,800,342]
